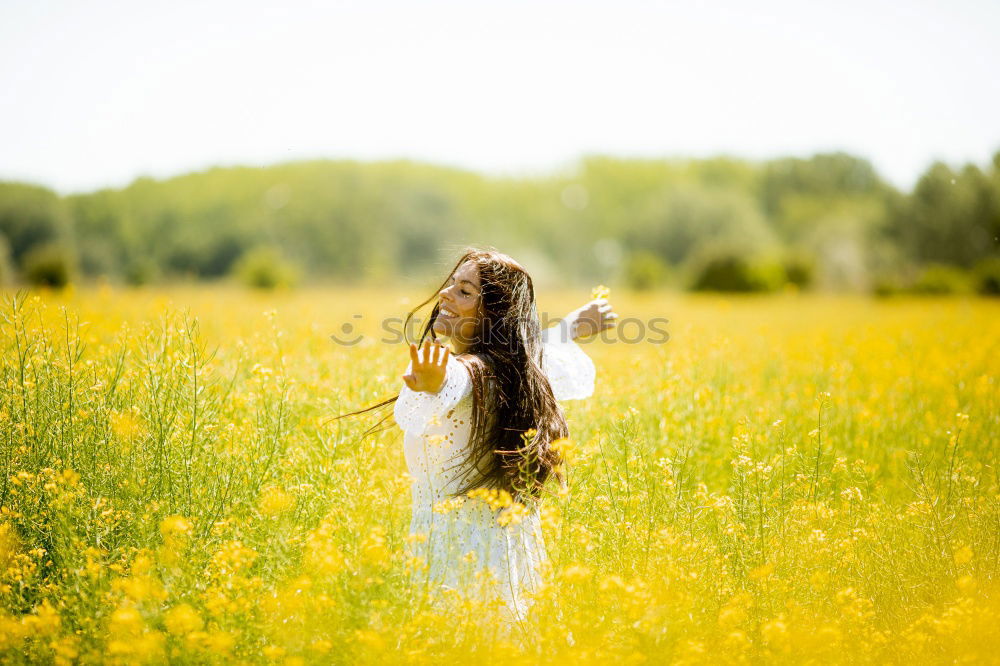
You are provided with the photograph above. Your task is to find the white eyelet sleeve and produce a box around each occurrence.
[393,354,473,435]
[540,324,596,401]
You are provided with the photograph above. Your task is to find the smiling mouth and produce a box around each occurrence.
[437,306,458,318]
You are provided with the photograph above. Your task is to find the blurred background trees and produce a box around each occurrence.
[1,150,997,293]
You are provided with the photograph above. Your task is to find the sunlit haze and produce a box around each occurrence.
[2,0,998,194]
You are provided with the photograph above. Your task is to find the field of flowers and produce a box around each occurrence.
[1,283,998,664]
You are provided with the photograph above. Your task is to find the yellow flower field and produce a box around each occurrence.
[1,283,998,664]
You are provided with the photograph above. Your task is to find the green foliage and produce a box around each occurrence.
[0,182,66,265]
[910,263,973,295]
[690,252,785,293]
[0,233,13,286]
[124,256,160,286]
[762,153,885,235]
[887,162,998,267]
[871,274,906,298]
[67,189,125,277]
[623,250,670,291]
[782,253,816,289]
[233,245,301,290]
[972,257,1000,295]
[1,149,998,291]
[21,242,73,288]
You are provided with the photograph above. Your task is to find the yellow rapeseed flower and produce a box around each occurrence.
[467,487,513,511]
[163,603,203,636]
[203,630,235,655]
[561,564,591,584]
[303,523,344,576]
[761,614,790,652]
[432,497,465,514]
[549,437,577,465]
[497,502,530,527]
[110,408,145,443]
[21,599,61,637]
[258,486,295,516]
[160,515,192,540]
[749,562,775,581]
[108,605,144,638]
[956,575,976,595]
[360,526,391,568]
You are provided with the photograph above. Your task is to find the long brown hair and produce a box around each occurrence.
[332,247,568,505]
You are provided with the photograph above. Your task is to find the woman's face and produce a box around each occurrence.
[433,260,482,351]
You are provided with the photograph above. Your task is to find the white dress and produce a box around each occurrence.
[393,325,595,625]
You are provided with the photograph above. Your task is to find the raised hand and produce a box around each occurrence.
[402,340,450,394]
[568,298,619,339]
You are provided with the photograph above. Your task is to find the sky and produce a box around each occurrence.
[1,0,999,195]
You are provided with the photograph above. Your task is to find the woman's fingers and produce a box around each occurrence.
[412,339,451,368]
[405,341,449,393]
[431,341,448,366]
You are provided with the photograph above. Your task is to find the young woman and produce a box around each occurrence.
[343,247,617,629]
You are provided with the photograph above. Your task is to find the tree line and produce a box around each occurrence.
[1,151,998,293]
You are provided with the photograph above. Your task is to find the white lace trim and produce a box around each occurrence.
[393,354,472,435]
